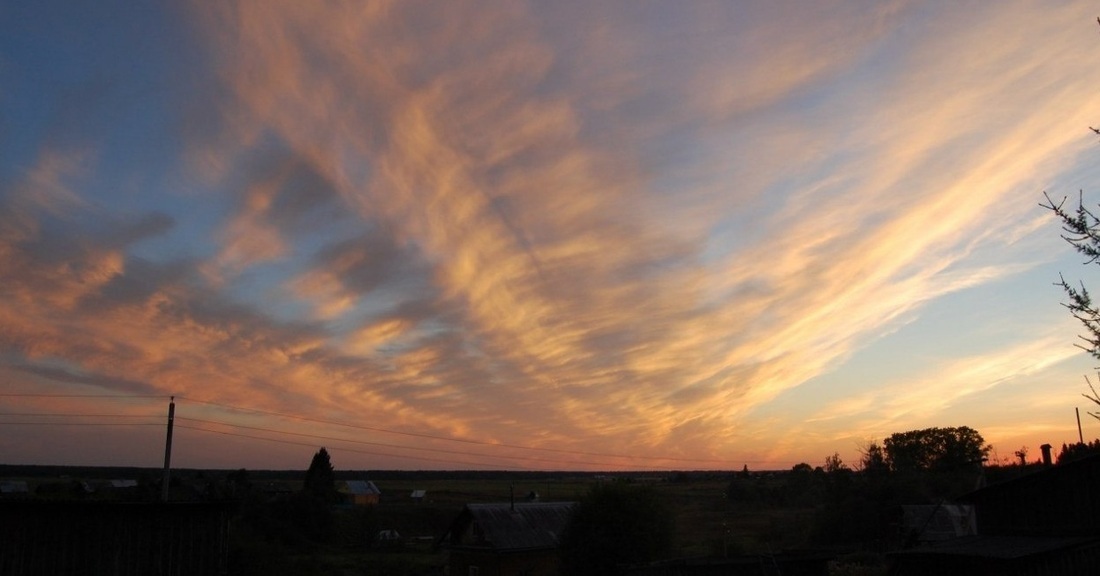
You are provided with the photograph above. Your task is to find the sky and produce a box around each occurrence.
[4,1,1100,472]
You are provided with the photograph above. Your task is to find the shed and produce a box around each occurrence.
[889,535,1100,576]
[375,529,403,549]
[340,480,381,506]
[890,453,1100,574]
[900,504,976,543]
[958,453,1100,537]
[440,501,576,576]
[0,481,28,496]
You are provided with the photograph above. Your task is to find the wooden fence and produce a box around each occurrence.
[0,501,229,576]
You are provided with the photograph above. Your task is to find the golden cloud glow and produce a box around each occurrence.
[4,1,1100,469]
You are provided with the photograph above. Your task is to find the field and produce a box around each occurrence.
[0,466,835,575]
[308,472,823,575]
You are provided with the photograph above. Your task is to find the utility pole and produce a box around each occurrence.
[162,396,175,502]
[1078,407,1085,444]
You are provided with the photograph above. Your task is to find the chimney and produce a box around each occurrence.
[1040,444,1053,466]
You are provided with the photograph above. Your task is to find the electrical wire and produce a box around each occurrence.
[0,394,167,399]
[0,422,162,426]
[176,395,757,466]
[173,424,524,471]
[0,413,158,418]
[174,416,672,470]
[0,392,777,468]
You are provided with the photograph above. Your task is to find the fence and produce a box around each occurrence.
[0,500,229,576]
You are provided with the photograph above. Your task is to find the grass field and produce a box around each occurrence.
[1,466,837,575]
[351,473,819,564]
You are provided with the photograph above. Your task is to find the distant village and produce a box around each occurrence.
[4,433,1100,575]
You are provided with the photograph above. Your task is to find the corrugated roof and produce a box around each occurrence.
[890,535,1100,560]
[0,481,28,494]
[341,480,381,495]
[457,502,576,551]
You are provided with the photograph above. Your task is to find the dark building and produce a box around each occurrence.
[620,552,831,576]
[439,501,576,576]
[890,453,1100,575]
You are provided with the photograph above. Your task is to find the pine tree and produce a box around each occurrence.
[303,447,337,503]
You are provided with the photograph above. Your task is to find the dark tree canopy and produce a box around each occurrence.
[883,426,990,473]
[559,483,674,576]
[859,441,889,475]
[303,447,337,503]
[1058,439,1100,464]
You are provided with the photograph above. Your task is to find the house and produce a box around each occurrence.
[899,504,976,544]
[439,501,576,576]
[260,480,294,500]
[0,481,28,497]
[339,480,381,506]
[620,552,832,576]
[890,453,1100,575]
[375,529,403,550]
[410,489,426,502]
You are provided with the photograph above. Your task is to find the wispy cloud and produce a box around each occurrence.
[3,1,1100,468]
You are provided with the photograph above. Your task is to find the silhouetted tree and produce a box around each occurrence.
[1014,446,1029,466]
[726,468,761,506]
[559,483,674,576]
[226,468,253,499]
[791,462,813,474]
[303,447,337,504]
[785,462,821,507]
[1058,439,1100,463]
[824,452,848,473]
[858,441,889,476]
[883,426,990,473]
[1043,192,1100,356]
[1043,190,1100,419]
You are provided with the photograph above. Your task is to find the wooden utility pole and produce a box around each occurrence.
[1078,407,1085,444]
[162,396,175,501]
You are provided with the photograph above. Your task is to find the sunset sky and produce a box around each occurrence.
[5,1,1100,472]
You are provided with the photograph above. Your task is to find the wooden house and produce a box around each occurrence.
[339,480,381,506]
[620,552,831,576]
[439,501,576,576]
[0,481,29,498]
[890,454,1100,575]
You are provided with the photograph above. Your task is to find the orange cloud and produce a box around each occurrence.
[7,1,1100,469]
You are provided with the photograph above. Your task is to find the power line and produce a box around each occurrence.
[0,419,160,425]
[0,413,158,418]
[0,394,167,399]
[0,408,706,469]
[0,407,716,469]
[176,396,757,466]
[174,416,671,470]
[173,424,524,471]
[0,393,776,467]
